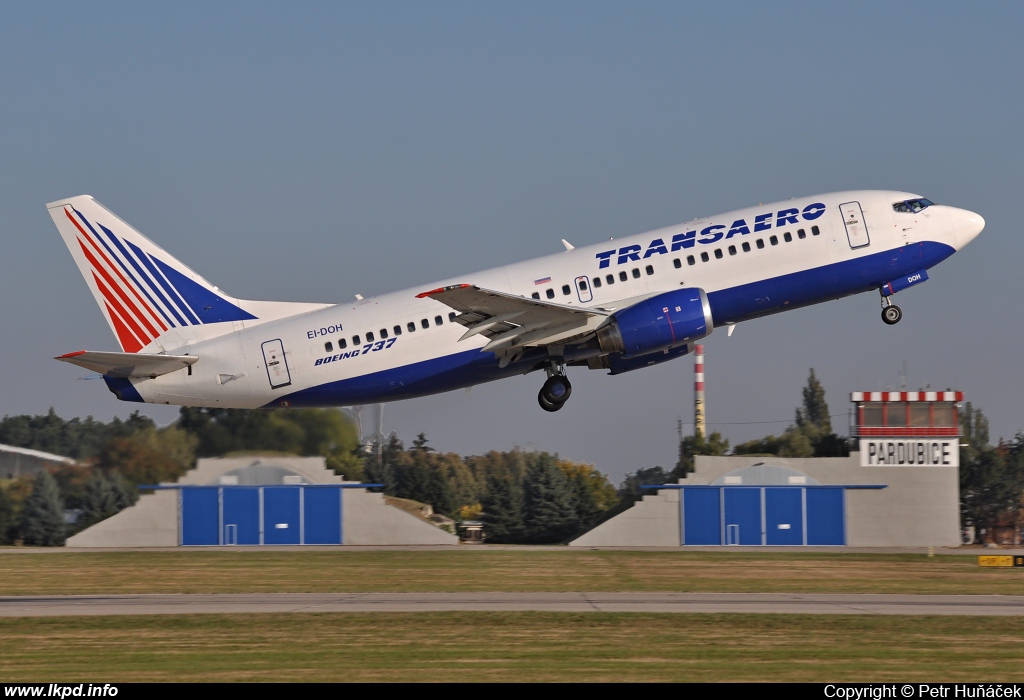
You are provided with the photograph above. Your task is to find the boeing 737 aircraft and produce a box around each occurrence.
[48,191,983,412]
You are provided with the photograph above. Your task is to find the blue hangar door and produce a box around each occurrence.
[222,487,261,545]
[680,486,846,546]
[724,488,762,545]
[180,486,343,545]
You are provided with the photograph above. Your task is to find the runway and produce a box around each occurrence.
[2,592,1023,617]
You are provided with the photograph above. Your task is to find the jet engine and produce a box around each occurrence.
[596,287,713,357]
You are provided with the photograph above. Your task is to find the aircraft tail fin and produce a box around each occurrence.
[47,195,329,353]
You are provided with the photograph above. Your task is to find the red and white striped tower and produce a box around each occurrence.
[694,344,706,438]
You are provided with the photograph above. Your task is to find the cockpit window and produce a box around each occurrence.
[893,198,934,213]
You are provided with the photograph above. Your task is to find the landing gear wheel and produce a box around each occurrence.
[881,305,903,325]
[538,391,563,412]
[540,375,572,405]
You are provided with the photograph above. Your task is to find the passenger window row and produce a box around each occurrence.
[528,224,820,299]
[322,311,457,353]
[673,226,820,267]
[529,265,657,300]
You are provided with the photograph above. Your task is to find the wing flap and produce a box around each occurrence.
[416,284,609,352]
[55,350,198,378]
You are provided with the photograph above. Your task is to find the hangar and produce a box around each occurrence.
[67,455,457,547]
[570,391,963,548]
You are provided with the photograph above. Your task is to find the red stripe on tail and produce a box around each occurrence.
[104,303,143,353]
[77,238,162,340]
[65,208,168,333]
[93,273,149,351]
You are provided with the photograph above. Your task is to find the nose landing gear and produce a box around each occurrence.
[880,291,902,325]
[538,357,572,412]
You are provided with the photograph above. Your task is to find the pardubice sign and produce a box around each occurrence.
[859,439,959,467]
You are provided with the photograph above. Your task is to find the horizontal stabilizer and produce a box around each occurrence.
[55,350,198,378]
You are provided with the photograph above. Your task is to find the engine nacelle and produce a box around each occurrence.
[605,343,694,375]
[596,288,713,358]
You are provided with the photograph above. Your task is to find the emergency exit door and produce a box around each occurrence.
[575,276,593,303]
[262,339,292,389]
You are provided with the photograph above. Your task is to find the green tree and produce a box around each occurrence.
[558,459,617,528]
[0,409,155,461]
[732,370,848,459]
[78,470,121,530]
[958,405,1021,540]
[480,472,523,544]
[520,453,579,543]
[796,369,831,435]
[673,431,730,479]
[21,470,66,546]
[364,433,403,492]
[412,432,433,452]
[0,487,16,545]
[96,425,197,486]
[960,402,990,464]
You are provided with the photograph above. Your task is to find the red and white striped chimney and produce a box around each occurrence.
[694,344,706,438]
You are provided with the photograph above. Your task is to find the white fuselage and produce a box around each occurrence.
[118,190,982,409]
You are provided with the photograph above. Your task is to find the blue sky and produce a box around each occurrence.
[1,2,1020,481]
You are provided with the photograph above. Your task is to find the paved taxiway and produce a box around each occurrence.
[2,592,1023,617]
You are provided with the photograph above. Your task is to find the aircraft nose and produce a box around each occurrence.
[948,207,985,249]
[942,204,983,248]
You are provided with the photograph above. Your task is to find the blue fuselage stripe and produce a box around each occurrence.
[706,241,954,325]
[265,241,955,408]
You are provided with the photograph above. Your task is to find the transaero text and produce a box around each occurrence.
[824,685,1022,699]
[595,202,826,268]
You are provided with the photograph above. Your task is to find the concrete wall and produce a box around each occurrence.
[569,489,680,547]
[66,489,178,547]
[343,489,457,545]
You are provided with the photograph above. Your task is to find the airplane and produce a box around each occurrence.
[47,190,984,413]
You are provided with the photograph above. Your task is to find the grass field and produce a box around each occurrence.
[3,613,1024,682]
[1,548,1021,595]
[2,549,1023,682]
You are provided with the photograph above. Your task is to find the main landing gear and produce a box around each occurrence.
[538,358,572,412]
[880,292,902,325]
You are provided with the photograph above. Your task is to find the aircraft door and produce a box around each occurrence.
[574,276,593,303]
[840,201,870,249]
[261,339,292,389]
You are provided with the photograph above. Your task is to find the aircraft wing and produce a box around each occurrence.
[55,350,198,378]
[415,284,610,353]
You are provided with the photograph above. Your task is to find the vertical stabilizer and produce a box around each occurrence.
[47,195,329,352]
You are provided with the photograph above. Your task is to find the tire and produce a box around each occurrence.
[881,305,902,325]
[538,390,563,412]
[540,375,572,405]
